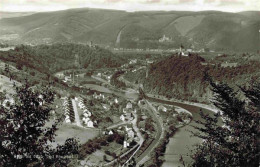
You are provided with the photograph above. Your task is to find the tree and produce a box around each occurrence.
[4,63,9,73]
[189,80,260,167]
[16,62,23,70]
[128,157,136,167]
[0,83,79,167]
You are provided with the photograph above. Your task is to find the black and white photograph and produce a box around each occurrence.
[0,0,259,166]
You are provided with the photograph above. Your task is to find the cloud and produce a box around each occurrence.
[0,0,259,12]
[146,0,161,3]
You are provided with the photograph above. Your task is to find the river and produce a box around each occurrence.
[148,97,214,167]
[82,83,215,166]
[83,84,139,100]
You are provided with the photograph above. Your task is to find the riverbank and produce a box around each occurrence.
[68,76,219,167]
[146,93,219,114]
[154,98,218,167]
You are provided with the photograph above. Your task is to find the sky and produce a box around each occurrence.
[0,0,259,13]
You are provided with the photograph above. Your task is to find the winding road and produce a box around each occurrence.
[135,100,164,166]
[83,76,218,166]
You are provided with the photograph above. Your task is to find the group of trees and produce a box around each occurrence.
[0,44,126,75]
[145,117,155,132]
[148,125,178,167]
[187,79,260,167]
[110,70,126,88]
[79,132,124,160]
[145,79,259,167]
[127,53,260,103]
[0,83,79,167]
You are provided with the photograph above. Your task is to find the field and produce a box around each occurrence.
[0,74,21,94]
[48,121,99,147]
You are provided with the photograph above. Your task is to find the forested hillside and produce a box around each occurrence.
[125,54,260,103]
[0,8,259,51]
[0,43,126,74]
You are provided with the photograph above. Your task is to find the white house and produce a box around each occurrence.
[87,120,94,127]
[147,60,154,64]
[125,125,132,132]
[93,93,104,99]
[88,112,92,117]
[64,106,70,111]
[187,49,192,52]
[83,117,90,124]
[107,75,111,80]
[127,129,135,138]
[158,105,167,112]
[126,102,132,109]
[64,76,72,82]
[83,113,89,118]
[57,73,64,79]
[79,104,85,109]
[65,117,71,123]
[129,59,137,64]
[138,100,145,106]
[50,110,55,115]
[123,141,130,148]
[120,115,125,121]
[159,35,171,42]
[80,106,85,110]
[108,130,114,135]
[103,104,109,110]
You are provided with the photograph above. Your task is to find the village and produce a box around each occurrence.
[0,2,259,166]
[0,40,248,167]
[35,56,193,166]
[0,48,243,166]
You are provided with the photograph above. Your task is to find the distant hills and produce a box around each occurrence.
[0,8,259,52]
[0,11,35,19]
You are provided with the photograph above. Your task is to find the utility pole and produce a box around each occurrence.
[73,71,75,84]
[145,61,149,79]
